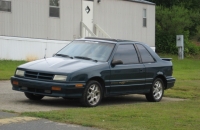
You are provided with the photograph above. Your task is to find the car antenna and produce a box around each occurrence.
[44,39,47,59]
[44,47,47,59]
[43,39,50,65]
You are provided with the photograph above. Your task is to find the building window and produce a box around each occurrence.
[0,1,11,12]
[143,9,147,27]
[49,0,60,17]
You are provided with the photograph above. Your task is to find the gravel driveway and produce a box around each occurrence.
[0,80,184,113]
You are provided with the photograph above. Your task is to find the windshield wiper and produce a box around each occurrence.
[74,56,98,62]
[55,54,73,59]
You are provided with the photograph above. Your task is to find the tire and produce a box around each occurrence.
[80,80,103,107]
[145,78,164,102]
[24,92,44,100]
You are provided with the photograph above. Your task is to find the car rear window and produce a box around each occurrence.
[136,44,155,63]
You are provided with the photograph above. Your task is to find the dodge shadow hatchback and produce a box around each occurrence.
[11,37,175,107]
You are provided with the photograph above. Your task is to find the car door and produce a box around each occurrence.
[110,44,146,94]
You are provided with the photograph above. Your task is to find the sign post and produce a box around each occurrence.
[176,35,184,59]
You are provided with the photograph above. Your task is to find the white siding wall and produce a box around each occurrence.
[0,0,82,40]
[0,36,69,60]
[93,0,155,47]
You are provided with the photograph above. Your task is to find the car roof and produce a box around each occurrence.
[76,37,138,44]
[75,37,161,61]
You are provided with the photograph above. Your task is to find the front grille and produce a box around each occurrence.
[25,71,54,80]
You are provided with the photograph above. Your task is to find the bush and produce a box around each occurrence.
[184,42,199,56]
[155,6,200,56]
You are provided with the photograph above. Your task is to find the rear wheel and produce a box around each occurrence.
[80,80,102,107]
[24,92,44,100]
[145,78,164,102]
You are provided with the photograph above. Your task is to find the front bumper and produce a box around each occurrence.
[11,76,85,98]
[166,76,176,89]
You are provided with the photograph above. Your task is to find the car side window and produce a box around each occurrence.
[136,44,155,63]
[113,44,139,64]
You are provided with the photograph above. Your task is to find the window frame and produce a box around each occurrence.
[0,0,11,12]
[49,0,60,18]
[135,43,156,63]
[143,8,147,27]
[112,44,140,65]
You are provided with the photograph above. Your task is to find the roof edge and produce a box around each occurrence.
[123,0,155,5]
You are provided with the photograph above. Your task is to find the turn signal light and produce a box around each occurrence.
[51,86,61,91]
[75,84,83,88]
[13,81,19,85]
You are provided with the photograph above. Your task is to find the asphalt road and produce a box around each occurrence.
[0,80,184,130]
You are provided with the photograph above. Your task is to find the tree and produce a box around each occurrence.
[146,0,200,55]
[155,6,199,54]
[147,0,200,10]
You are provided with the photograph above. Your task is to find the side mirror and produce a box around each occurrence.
[111,59,123,66]
[52,54,55,57]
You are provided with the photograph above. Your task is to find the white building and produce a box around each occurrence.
[0,0,155,60]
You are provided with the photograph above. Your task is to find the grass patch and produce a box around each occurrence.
[2,110,17,114]
[165,80,200,99]
[22,100,200,130]
[0,60,26,80]
[160,54,200,80]
[1,55,200,129]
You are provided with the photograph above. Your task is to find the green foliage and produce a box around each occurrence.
[187,10,200,37]
[146,0,200,55]
[147,0,200,10]
[156,6,192,34]
[155,6,200,55]
[155,6,189,54]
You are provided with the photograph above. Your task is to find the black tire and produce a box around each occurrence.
[80,80,103,107]
[24,92,44,100]
[145,78,164,102]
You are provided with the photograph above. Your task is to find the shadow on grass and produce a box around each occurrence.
[13,94,184,109]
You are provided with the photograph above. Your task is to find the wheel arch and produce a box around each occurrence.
[87,76,105,96]
[154,75,167,89]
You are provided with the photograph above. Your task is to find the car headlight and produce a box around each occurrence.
[15,70,25,77]
[53,75,67,81]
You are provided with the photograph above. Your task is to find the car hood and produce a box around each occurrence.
[18,57,106,74]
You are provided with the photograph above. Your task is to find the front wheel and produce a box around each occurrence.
[80,80,103,107]
[145,78,164,102]
[24,92,44,100]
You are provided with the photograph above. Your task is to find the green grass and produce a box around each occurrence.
[0,60,26,80]
[160,54,200,80]
[22,100,200,130]
[2,110,17,113]
[1,55,200,130]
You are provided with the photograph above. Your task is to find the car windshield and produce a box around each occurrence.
[56,41,115,62]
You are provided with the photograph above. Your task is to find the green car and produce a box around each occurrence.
[11,37,175,107]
